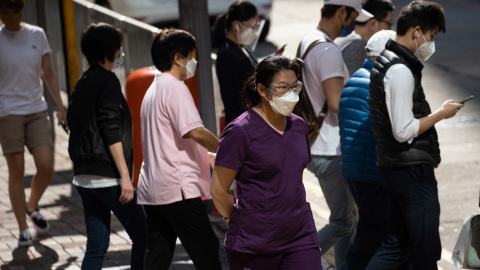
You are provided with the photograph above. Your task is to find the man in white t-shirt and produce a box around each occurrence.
[299,0,372,267]
[0,0,67,247]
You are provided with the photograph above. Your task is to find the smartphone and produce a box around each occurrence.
[275,44,287,55]
[457,95,474,104]
[60,120,69,134]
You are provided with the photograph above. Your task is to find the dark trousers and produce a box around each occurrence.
[77,185,147,270]
[225,247,322,270]
[366,165,441,270]
[340,180,389,270]
[143,197,222,270]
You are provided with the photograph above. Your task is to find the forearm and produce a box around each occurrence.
[108,142,130,178]
[212,190,234,218]
[41,54,65,112]
[418,107,448,135]
[211,166,237,218]
[211,172,234,218]
[43,72,64,111]
[188,127,219,152]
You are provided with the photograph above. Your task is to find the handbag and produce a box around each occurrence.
[294,39,330,145]
[452,212,480,268]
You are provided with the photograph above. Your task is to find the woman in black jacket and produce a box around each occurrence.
[67,23,146,270]
[213,1,260,126]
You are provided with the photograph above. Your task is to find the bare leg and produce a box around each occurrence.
[6,152,28,233]
[27,145,53,212]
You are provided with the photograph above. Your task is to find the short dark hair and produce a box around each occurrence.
[396,1,446,36]
[212,1,257,47]
[0,0,25,12]
[151,28,196,72]
[321,5,356,19]
[356,0,394,26]
[80,23,123,65]
[243,55,300,109]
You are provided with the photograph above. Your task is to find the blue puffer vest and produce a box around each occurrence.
[338,60,379,184]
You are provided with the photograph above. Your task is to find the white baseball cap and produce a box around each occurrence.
[365,30,396,57]
[324,0,374,22]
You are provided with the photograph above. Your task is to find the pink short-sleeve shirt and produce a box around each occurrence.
[137,73,211,205]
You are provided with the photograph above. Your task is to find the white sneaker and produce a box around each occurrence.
[18,229,33,247]
[27,208,49,233]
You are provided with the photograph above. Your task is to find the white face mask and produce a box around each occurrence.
[236,23,257,46]
[414,30,435,61]
[265,90,299,116]
[180,56,197,79]
[112,47,125,69]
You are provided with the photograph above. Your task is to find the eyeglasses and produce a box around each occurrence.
[240,20,263,31]
[265,81,303,96]
[376,18,394,29]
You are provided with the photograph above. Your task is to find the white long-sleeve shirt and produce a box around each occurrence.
[383,64,420,144]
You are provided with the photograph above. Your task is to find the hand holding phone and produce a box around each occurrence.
[456,95,474,104]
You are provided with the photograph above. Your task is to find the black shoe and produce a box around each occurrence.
[26,208,49,233]
[18,229,33,247]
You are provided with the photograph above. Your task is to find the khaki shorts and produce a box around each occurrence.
[0,111,52,155]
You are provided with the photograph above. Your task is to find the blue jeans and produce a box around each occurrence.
[307,155,357,267]
[77,185,147,270]
[340,180,389,270]
[366,165,441,270]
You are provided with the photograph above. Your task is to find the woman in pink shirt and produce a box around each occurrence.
[137,29,222,270]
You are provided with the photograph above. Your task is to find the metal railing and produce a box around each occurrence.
[73,0,161,92]
[23,0,161,94]
[22,0,223,135]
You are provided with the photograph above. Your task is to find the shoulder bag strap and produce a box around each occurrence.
[296,38,331,113]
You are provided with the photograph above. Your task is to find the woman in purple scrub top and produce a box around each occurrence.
[211,55,322,270]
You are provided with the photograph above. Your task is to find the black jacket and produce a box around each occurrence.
[216,38,257,125]
[67,64,133,178]
[369,39,440,168]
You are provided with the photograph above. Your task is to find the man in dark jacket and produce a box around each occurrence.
[366,2,464,269]
[338,29,395,270]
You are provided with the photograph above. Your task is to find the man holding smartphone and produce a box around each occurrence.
[366,1,464,269]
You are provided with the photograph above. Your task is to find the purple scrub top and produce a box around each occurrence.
[215,109,319,254]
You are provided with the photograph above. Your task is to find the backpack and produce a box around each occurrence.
[294,39,330,145]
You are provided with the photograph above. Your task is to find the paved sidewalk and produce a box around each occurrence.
[0,122,229,270]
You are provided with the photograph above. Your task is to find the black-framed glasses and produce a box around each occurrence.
[375,18,394,29]
[265,81,303,97]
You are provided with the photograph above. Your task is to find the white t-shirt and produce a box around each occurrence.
[300,30,349,156]
[72,175,120,188]
[384,64,420,143]
[0,23,51,117]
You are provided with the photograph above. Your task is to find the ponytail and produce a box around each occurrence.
[212,14,227,47]
[242,75,261,109]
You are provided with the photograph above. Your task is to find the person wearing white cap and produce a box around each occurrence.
[335,0,394,76]
[367,2,464,269]
[338,30,399,270]
[299,0,372,268]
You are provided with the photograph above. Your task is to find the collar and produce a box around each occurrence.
[362,59,374,70]
[385,39,424,73]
